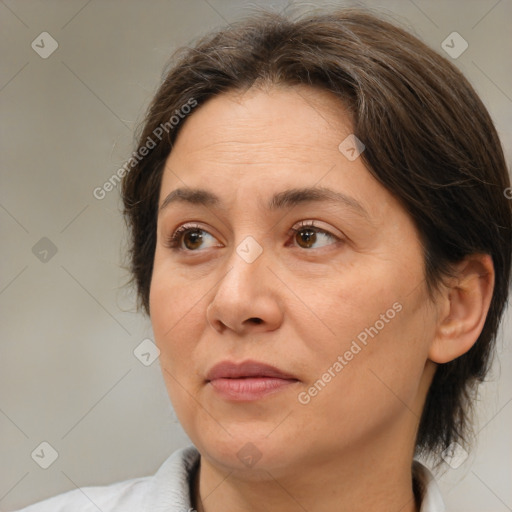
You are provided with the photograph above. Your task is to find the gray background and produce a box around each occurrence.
[0,0,510,510]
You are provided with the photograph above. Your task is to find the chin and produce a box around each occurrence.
[190,424,302,478]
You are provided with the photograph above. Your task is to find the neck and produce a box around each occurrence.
[192,439,420,512]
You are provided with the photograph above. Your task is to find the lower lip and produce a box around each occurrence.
[208,377,298,401]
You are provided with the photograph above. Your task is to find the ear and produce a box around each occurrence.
[428,254,495,364]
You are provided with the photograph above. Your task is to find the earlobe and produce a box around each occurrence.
[428,254,495,364]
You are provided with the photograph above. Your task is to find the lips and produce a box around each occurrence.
[206,360,297,381]
[205,360,299,401]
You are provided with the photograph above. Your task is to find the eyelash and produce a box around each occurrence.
[164,221,341,251]
[164,223,209,250]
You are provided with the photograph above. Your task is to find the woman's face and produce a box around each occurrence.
[150,85,438,476]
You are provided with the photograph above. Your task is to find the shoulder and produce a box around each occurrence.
[11,477,149,512]
[11,446,200,512]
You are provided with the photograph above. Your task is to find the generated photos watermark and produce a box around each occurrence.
[298,301,403,405]
[93,97,198,200]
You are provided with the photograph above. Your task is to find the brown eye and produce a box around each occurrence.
[295,228,317,249]
[183,229,204,250]
[290,223,339,250]
[166,225,219,251]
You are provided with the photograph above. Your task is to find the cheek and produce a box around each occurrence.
[298,267,403,357]
[149,259,204,366]
[149,265,207,424]
[298,256,433,409]
[306,290,434,429]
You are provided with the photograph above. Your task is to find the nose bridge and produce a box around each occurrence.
[206,232,283,333]
[220,233,267,296]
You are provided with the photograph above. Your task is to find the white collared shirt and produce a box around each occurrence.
[13,446,445,511]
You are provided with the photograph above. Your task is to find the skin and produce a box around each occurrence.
[149,85,494,512]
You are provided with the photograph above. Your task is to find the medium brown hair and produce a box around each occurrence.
[121,8,512,460]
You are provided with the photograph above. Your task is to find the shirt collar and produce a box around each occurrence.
[143,445,200,512]
[413,460,446,512]
[143,446,445,511]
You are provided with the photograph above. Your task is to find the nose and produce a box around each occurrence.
[206,244,284,335]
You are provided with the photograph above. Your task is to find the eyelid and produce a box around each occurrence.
[288,219,344,240]
[164,222,222,251]
[165,219,345,251]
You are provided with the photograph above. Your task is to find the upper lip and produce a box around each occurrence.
[206,360,298,381]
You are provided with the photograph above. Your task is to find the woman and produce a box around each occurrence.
[16,7,511,512]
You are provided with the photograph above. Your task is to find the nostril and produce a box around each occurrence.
[249,317,263,324]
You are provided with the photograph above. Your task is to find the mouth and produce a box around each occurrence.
[205,360,300,401]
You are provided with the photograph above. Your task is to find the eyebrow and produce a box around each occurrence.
[159,186,369,219]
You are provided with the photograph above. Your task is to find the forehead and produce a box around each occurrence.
[171,85,353,160]
[159,85,398,222]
